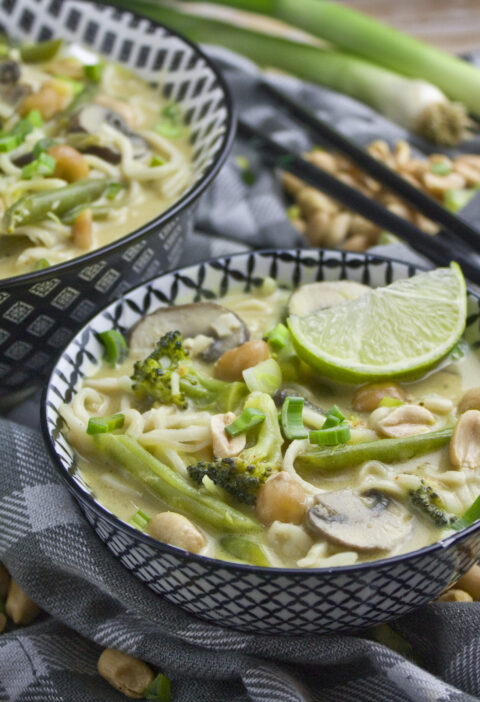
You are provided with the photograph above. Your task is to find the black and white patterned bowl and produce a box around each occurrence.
[42,249,480,634]
[0,0,235,403]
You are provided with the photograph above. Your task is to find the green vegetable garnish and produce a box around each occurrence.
[379,396,403,407]
[150,155,166,167]
[219,535,271,567]
[83,63,104,82]
[129,509,151,531]
[430,161,451,176]
[86,413,125,435]
[243,358,282,394]
[21,152,56,180]
[280,396,307,440]
[33,258,50,271]
[144,673,172,702]
[309,421,351,446]
[452,495,480,531]
[225,407,265,437]
[266,323,289,352]
[98,329,128,366]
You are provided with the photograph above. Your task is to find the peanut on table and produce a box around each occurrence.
[283,141,480,252]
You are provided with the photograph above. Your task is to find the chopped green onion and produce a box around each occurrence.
[83,63,104,82]
[53,76,84,95]
[450,339,468,361]
[235,154,250,170]
[33,137,57,158]
[444,188,478,213]
[129,508,151,530]
[265,323,289,352]
[242,358,282,394]
[0,134,20,152]
[105,182,125,200]
[33,258,50,271]
[21,152,56,180]
[280,396,307,440]
[87,413,125,435]
[20,38,63,63]
[321,414,342,429]
[0,110,44,153]
[144,673,172,702]
[225,407,265,437]
[430,161,451,176]
[150,155,166,167]
[287,204,301,219]
[309,420,351,446]
[155,103,186,138]
[155,122,185,138]
[23,110,43,129]
[379,396,404,408]
[98,329,128,365]
[325,405,346,422]
[452,495,480,531]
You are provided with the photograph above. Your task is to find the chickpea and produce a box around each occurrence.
[455,564,480,600]
[20,82,67,120]
[98,648,154,699]
[438,589,473,603]
[148,512,205,553]
[352,381,408,413]
[72,209,93,250]
[256,472,307,526]
[49,144,89,182]
[0,562,10,599]
[214,339,269,382]
[5,580,40,625]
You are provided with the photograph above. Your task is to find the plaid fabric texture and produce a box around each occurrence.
[2,47,480,702]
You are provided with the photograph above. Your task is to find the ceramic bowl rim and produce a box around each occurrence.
[0,0,236,290]
[41,247,480,577]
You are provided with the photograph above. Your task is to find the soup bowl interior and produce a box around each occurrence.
[0,0,234,401]
[43,249,480,634]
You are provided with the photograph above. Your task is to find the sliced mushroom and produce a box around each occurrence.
[375,404,435,438]
[307,489,411,551]
[68,104,149,162]
[129,302,249,362]
[450,409,480,469]
[288,280,369,316]
[0,60,20,84]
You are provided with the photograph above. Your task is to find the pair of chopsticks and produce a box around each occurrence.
[237,80,480,285]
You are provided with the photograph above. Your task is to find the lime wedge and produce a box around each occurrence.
[288,263,467,383]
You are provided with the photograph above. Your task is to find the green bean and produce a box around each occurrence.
[20,38,63,63]
[3,178,111,232]
[95,434,261,534]
[296,428,453,472]
[219,535,271,567]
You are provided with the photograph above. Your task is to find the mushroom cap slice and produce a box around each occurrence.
[68,104,148,160]
[129,302,250,362]
[288,281,369,317]
[307,488,411,551]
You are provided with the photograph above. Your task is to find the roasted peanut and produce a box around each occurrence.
[324,212,351,247]
[0,563,10,599]
[49,144,89,182]
[458,387,480,414]
[290,217,306,235]
[211,412,246,458]
[376,404,435,438]
[98,648,154,699]
[214,339,269,381]
[423,171,465,196]
[72,209,93,250]
[256,472,307,525]
[305,210,331,245]
[5,580,40,625]
[452,160,480,185]
[438,589,473,603]
[148,512,205,553]
[455,564,480,600]
[305,149,337,173]
[450,410,480,469]
[342,233,370,252]
[282,171,304,196]
[297,187,338,217]
[352,382,408,413]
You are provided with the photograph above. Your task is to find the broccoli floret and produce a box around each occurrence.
[188,391,284,505]
[409,481,455,527]
[131,330,246,412]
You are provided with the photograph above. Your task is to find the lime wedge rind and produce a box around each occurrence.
[288,263,467,384]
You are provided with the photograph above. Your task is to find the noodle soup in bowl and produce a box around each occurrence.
[0,0,234,403]
[43,249,480,634]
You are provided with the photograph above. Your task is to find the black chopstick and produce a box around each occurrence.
[237,118,480,285]
[260,80,480,252]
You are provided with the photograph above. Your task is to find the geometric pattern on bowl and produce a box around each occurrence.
[43,249,480,633]
[0,0,234,398]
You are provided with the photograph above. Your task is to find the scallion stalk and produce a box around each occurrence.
[98,329,128,366]
[243,358,282,395]
[144,673,171,702]
[265,323,289,352]
[309,421,351,446]
[87,413,125,435]
[108,0,471,144]
[280,396,307,440]
[129,508,151,531]
[225,407,265,437]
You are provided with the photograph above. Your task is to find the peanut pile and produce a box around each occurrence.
[283,141,480,252]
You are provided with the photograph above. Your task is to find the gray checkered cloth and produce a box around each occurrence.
[2,47,480,702]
